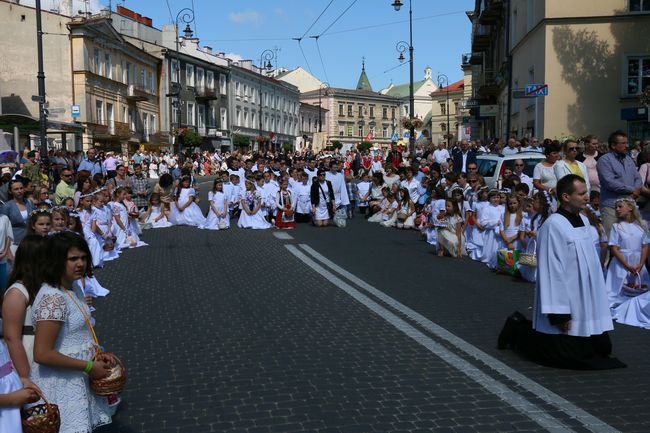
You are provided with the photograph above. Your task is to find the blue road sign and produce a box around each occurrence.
[525,84,548,97]
[71,104,81,117]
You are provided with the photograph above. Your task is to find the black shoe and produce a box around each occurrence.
[497,311,526,350]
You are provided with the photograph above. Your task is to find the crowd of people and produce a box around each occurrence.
[1,129,650,430]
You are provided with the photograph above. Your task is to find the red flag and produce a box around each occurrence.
[364,131,374,142]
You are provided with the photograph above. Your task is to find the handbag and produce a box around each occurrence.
[319,184,335,219]
[518,252,537,267]
[497,249,520,276]
[63,288,126,396]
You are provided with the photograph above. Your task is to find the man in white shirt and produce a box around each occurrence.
[513,159,533,193]
[400,167,421,203]
[228,159,246,180]
[325,160,350,208]
[433,142,451,165]
[502,138,520,155]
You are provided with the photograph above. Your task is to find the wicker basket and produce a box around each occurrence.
[518,253,537,267]
[90,352,127,396]
[21,391,60,433]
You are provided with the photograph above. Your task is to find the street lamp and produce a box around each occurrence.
[318,82,329,133]
[392,0,415,155]
[437,73,451,147]
[172,7,194,157]
[258,49,274,148]
[35,0,48,170]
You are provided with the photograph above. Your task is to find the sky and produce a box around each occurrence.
[44,0,476,90]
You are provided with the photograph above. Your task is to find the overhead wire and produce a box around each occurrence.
[164,0,174,26]
[317,0,359,37]
[323,10,465,37]
[295,39,314,74]
[312,37,330,84]
[300,0,335,40]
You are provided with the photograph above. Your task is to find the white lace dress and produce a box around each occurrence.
[30,284,111,433]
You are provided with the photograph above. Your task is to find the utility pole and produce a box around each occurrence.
[35,0,49,167]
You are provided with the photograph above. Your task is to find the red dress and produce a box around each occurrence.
[275,190,297,229]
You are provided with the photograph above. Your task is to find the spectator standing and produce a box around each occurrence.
[385,143,403,169]
[54,168,76,205]
[20,151,42,189]
[513,159,533,193]
[522,137,543,153]
[1,180,35,245]
[77,148,104,177]
[533,142,560,193]
[597,130,641,235]
[103,152,118,179]
[502,138,520,155]
[576,135,601,192]
[452,140,477,173]
[553,139,591,192]
[433,142,450,165]
[130,164,151,211]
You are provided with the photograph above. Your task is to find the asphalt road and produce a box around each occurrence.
[92,184,650,433]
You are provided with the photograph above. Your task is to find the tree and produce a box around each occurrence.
[232,134,250,148]
[182,129,202,149]
[330,140,343,150]
[357,141,373,152]
[281,142,293,152]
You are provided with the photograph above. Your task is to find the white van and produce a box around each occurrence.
[476,152,545,189]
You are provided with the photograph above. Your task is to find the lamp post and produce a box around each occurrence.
[318,82,329,133]
[392,0,415,155]
[437,73,450,147]
[172,8,194,156]
[35,0,49,170]
[258,49,274,150]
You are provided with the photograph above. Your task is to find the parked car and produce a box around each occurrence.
[476,152,545,189]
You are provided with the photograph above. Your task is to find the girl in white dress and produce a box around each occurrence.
[122,188,145,247]
[518,192,550,282]
[170,176,206,227]
[584,206,608,270]
[367,187,390,223]
[499,195,523,251]
[395,187,416,229]
[238,180,271,230]
[203,180,230,230]
[110,188,131,249]
[141,193,172,228]
[466,188,488,261]
[356,173,372,216]
[78,194,104,268]
[479,190,505,269]
[605,198,650,309]
[91,191,119,262]
[148,160,159,179]
[31,232,113,433]
[425,188,447,246]
[437,198,465,257]
[379,192,399,227]
[0,340,39,432]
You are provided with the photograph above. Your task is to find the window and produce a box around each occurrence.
[512,8,518,45]
[630,0,650,11]
[440,123,447,132]
[142,113,149,139]
[626,56,650,95]
[206,71,214,90]
[369,106,374,118]
[140,68,147,89]
[93,48,101,74]
[382,126,388,138]
[171,59,180,83]
[172,102,180,125]
[243,110,249,128]
[347,105,353,117]
[220,107,228,129]
[339,104,344,116]
[358,125,363,136]
[106,103,114,132]
[526,0,534,31]
[391,108,396,119]
[251,111,256,128]
[358,105,364,117]
[382,107,388,119]
[243,84,248,100]
[308,118,312,131]
[219,74,227,94]
[128,108,135,130]
[236,108,241,126]
[264,114,269,130]
[369,126,375,137]
[347,124,353,136]
[187,102,195,125]
[151,114,157,134]
[186,64,195,87]
[235,81,240,97]
[339,127,344,136]
[122,106,127,123]
[440,102,447,116]
[454,102,459,114]
[196,68,205,89]
[198,105,205,129]
[149,71,155,95]
[95,100,104,124]
[104,53,112,79]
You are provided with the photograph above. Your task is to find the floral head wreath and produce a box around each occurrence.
[500,188,512,194]
[29,208,51,218]
[542,190,552,204]
[615,197,638,208]
[488,189,501,198]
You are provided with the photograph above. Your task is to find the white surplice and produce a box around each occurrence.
[325,171,350,207]
[532,213,614,337]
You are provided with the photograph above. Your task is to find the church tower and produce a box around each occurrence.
[356,58,373,92]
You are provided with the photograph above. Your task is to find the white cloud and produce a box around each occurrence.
[228,9,263,24]
[224,53,244,62]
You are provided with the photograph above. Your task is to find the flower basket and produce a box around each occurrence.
[401,117,423,130]
[21,390,61,433]
[90,352,127,396]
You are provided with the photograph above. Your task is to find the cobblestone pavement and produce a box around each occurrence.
[93,198,649,433]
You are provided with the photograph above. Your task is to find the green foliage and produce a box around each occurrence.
[281,142,293,152]
[182,129,203,148]
[330,140,343,150]
[232,134,250,148]
[357,141,373,152]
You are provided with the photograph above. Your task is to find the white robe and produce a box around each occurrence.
[532,213,614,337]
[325,171,350,207]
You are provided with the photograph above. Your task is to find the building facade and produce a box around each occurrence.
[274,67,324,93]
[430,80,465,145]
[297,102,327,150]
[68,15,161,151]
[228,61,300,149]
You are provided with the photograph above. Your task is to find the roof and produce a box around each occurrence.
[356,63,373,92]
[422,110,432,127]
[384,80,427,98]
[433,79,465,93]
[302,87,400,102]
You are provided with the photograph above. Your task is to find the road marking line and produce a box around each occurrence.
[297,243,619,433]
[285,244,576,433]
[273,232,294,240]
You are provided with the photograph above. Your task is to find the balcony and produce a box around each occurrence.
[463,52,483,66]
[471,23,491,52]
[477,68,501,97]
[196,87,218,101]
[198,126,207,136]
[126,84,150,101]
[479,0,504,24]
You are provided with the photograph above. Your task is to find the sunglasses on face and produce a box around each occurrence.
[514,164,524,167]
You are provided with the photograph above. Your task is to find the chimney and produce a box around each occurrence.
[204,46,213,54]
[217,52,225,58]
